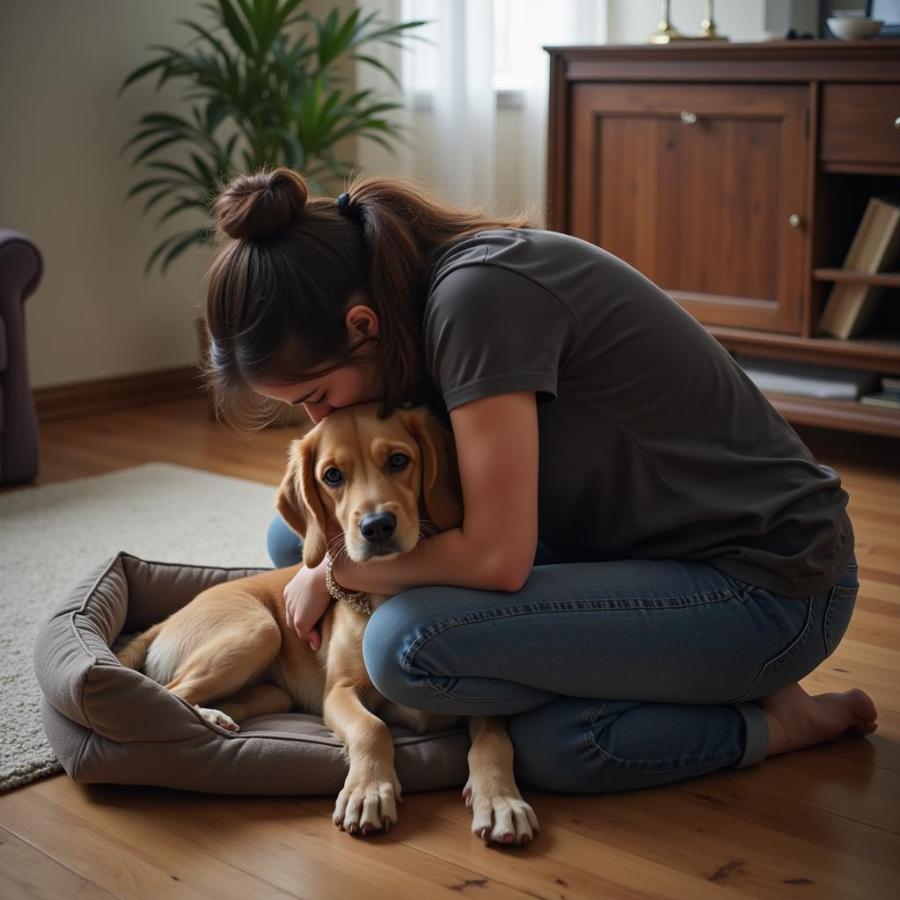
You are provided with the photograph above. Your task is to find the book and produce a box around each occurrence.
[735,355,879,400]
[882,375,900,392]
[859,391,900,410]
[818,195,900,340]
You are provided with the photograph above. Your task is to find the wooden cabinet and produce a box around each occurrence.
[546,42,900,438]
[568,82,808,333]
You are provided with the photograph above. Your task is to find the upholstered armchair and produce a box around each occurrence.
[0,230,42,484]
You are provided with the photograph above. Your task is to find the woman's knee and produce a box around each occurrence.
[267,514,303,567]
[361,591,430,704]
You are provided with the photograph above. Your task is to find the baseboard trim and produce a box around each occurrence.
[34,366,205,422]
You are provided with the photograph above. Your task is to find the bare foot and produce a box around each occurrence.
[758,682,878,757]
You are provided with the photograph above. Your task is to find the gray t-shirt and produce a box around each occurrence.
[417,227,853,599]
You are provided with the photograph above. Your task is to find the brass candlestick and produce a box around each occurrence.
[647,0,689,44]
[697,0,729,41]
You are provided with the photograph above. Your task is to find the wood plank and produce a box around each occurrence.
[30,779,542,900]
[296,791,727,900]
[0,825,116,900]
[0,788,296,900]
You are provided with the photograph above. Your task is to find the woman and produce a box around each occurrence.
[203,165,877,794]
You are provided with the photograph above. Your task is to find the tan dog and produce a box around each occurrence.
[116,402,539,845]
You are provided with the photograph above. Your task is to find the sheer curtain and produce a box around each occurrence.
[353,0,607,223]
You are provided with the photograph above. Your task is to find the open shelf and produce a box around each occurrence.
[708,325,900,436]
[761,390,900,439]
[708,325,900,374]
[813,269,900,288]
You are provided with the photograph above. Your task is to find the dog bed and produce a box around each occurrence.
[33,551,470,795]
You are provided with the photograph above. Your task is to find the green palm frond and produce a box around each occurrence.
[120,0,426,275]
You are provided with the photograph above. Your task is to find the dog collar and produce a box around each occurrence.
[324,553,372,616]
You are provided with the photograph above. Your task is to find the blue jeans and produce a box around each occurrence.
[266,516,859,794]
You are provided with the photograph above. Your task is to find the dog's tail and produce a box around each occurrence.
[115,621,165,671]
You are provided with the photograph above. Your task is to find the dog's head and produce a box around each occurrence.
[275,402,463,568]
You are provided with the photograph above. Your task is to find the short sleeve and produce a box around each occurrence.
[422,263,579,412]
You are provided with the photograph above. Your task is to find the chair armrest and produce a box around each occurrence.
[0,230,44,308]
[0,229,43,484]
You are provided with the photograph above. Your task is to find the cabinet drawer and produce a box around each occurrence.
[821,84,900,167]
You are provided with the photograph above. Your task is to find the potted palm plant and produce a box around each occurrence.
[119,0,425,275]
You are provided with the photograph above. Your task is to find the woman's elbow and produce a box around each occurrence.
[484,554,532,593]
[466,531,534,592]
[502,569,531,592]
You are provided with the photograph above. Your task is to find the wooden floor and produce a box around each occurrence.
[2,396,899,899]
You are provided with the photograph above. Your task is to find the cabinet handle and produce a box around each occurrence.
[789,213,803,229]
[895,116,900,129]
[680,111,698,125]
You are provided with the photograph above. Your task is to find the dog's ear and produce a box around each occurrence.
[274,434,330,568]
[403,408,463,532]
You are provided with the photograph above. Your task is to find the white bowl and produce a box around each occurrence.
[827,16,884,39]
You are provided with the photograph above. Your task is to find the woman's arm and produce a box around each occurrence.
[331,390,540,595]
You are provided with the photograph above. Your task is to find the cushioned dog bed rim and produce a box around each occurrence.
[34,552,471,795]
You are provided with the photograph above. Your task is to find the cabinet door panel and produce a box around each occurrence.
[569,83,809,334]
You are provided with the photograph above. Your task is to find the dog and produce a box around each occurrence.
[116,402,539,845]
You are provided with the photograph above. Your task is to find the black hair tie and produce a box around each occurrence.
[336,191,363,225]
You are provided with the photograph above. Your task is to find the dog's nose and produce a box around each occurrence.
[359,512,397,543]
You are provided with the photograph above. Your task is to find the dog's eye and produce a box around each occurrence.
[322,467,343,486]
[388,453,409,472]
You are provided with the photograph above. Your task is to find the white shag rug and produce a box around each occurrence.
[0,463,278,793]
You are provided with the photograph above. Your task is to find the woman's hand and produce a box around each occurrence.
[283,561,333,652]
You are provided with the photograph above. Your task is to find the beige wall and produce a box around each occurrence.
[609,0,768,43]
[1,0,354,391]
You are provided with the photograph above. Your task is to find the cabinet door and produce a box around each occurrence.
[568,83,809,334]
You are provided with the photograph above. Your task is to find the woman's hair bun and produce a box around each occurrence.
[214,166,309,241]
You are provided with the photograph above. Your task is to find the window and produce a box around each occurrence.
[400,0,605,95]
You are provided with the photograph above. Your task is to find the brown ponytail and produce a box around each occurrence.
[201,164,538,430]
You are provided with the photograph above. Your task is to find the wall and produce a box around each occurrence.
[0,0,356,391]
[608,0,768,43]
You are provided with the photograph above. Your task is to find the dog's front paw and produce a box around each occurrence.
[333,766,403,836]
[195,706,240,732]
[462,775,539,846]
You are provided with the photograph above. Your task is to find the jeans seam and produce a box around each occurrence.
[584,702,741,772]
[824,584,857,657]
[423,677,548,703]
[583,701,607,758]
[401,589,741,674]
[725,597,815,704]
[823,585,837,658]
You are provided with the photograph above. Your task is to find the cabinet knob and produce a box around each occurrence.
[788,213,803,229]
[680,111,698,125]
[895,116,900,129]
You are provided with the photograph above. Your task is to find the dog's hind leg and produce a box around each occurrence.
[164,614,282,731]
[116,620,166,670]
[215,682,293,723]
[463,715,540,846]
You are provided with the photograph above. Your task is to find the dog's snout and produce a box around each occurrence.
[359,511,397,543]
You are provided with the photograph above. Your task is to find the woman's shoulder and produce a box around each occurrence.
[426,227,605,295]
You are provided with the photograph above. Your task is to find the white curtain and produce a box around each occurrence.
[353,0,607,223]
